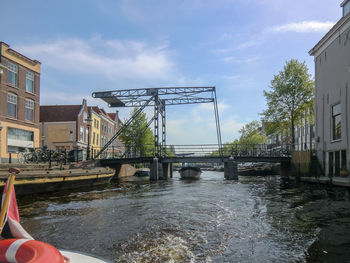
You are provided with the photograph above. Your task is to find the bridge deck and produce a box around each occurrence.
[99,156,290,166]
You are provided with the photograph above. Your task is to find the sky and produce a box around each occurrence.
[1,0,342,145]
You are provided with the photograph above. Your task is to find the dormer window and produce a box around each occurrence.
[342,0,350,17]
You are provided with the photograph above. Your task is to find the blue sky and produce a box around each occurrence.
[1,0,341,144]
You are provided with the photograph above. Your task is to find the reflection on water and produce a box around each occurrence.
[18,171,350,262]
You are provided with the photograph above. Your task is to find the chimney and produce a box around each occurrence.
[116,110,119,127]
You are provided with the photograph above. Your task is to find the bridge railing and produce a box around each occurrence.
[93,143,292,159]
[163,143,292,158]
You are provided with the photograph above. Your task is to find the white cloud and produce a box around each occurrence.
[40,90,104,107]
[16,37,175,81]
[221,118,244,142]
[222,56,260,64]
[271,21,335,33]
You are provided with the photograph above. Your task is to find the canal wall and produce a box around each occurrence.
[292,151,311,175]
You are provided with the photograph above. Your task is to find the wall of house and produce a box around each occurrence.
[0,121,39,162]
[314,19,350,176]
[90,112,101,158]
[76,101,89,151]
[0,43,41,162]
[40,121,76,150]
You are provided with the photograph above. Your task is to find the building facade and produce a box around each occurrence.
[107,111,124,157]
[294,121,315,151]
[40,99,89,157]
[309,1,350,176]
[0,42,41,163]
[88,107,101,158]
[99,108,115,157]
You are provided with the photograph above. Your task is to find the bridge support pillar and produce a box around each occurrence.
[150,158,159,181]
[224,159,238,180]
[159,162,170,180]
[169,163,173,178]
[280,161,292,178]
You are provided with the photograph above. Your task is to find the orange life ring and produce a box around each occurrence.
[0,239,70,263]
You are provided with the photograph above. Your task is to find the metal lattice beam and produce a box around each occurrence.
[92,87,222,158]
[92,87,215,107]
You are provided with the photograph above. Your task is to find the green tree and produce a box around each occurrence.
[238,120,267,145]
[262,59,314,147]
[119,108,154,156]
[211,121,266,156]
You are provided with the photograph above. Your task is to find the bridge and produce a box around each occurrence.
[96,143,292,180]
[91,87,292,180]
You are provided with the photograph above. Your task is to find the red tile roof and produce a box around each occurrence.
[40,105,82,122]
[107,113,116,121]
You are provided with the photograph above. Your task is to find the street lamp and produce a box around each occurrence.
[85,116,92,160]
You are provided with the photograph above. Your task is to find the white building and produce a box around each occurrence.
[309,0,350,177]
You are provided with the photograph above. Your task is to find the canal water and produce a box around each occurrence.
[18,171,350,263]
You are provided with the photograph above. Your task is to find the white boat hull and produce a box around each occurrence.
[60,250,113,263]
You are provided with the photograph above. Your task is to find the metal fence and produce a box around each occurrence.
[8,143,299,165]
[92,143,293,159]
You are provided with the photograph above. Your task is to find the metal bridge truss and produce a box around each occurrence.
[92,87,223,158]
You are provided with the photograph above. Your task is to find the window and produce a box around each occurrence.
[96,134,99,144]
[335,151,340,177]
[7,127,34,152]
[94,119,96,128]
[332,104,341,140]
[25,99,34,121]
[341,150,347,171]
[85,128,88,143]
[329,152,334,177]
[97,121,99,129]
[93,132,95,145]
[8,127,34,141]
[7,93,17,118]
[26,71,34,93]
[8,62,17,86]
[80,126,84,142]
[83,112,87,123]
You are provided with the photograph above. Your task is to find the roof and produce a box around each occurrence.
[88,106,115,123]
[309,12,350,56]
[88,106,101,115]
[107,113,117,121]
[40,105,82,122]
[0,42,41,65]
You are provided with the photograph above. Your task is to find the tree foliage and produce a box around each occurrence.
[119,108,154,156]
[261,59,314,145]
[211,120,267,156]
[238,120,267,145]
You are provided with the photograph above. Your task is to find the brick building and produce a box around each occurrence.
[0,42,41,163]
[40,99,89,156]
